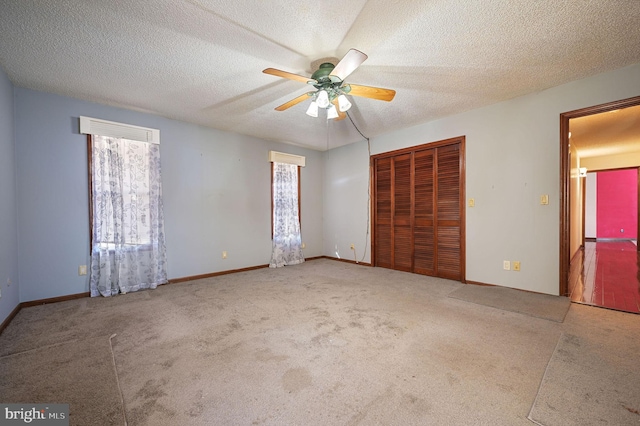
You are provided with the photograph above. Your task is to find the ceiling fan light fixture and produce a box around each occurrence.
[316,90,330,108]
[327,104,339,120]
[306,101,318,117]
[337,94,352,112]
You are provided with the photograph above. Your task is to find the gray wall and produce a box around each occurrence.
[322,141,371,262]
[0,67,19,324]
[323,63,640,295]
[14,88,323,302]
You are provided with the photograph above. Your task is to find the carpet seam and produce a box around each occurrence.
[526,331,565,425]
[0,339,79,359]
[109,333,128,426]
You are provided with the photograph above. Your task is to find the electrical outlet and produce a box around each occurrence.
[78,265,87,276]
[350,244,355,250]
[513,261,520,271]
[503,260,511,271]
[301,242,306,249]
[222,251,227,259]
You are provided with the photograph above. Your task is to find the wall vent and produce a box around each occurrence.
[268,151,305,167]
[79,116,160,144]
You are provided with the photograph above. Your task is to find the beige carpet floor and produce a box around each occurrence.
[1,259,638,425]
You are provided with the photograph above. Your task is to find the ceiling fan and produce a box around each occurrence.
[263,49,396,120]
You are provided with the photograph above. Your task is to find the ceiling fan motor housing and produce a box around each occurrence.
[310,63,350,103]
[310,63,336,82]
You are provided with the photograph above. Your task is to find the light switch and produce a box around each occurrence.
[540,194,549,205]
[468,198,475,207]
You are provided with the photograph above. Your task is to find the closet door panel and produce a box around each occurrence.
[374,157,392,268]
[413,149,435,275]
[436,145,461,279]
[393,154,413,271]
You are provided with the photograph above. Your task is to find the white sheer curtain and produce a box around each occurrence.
[270,162,305,267]
[90,135,168,297]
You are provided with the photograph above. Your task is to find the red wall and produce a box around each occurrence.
[597,169,637,239]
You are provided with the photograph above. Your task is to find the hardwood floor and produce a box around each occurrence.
[569,241,640,314]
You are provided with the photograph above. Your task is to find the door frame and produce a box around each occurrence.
[559,95,640,295]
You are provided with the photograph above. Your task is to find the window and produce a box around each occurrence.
[83,117,167,297]
[90,136,156,248]
[271,162,301,236]
[269,157,305,268]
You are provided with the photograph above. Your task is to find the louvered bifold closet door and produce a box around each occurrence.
[436,144,461,280]
[413,149,435,275]
[393,154,413,272]
[374,157,392,268]
[373,138,463,281]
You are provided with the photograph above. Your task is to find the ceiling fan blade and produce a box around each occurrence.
[275,93,312,111]
[263,68,316,84]
[347,84,396,102]
[330,49,368,81]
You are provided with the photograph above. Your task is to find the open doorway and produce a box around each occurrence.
[560,96,640,313]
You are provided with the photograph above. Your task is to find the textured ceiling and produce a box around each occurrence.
[1,0,640,151]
